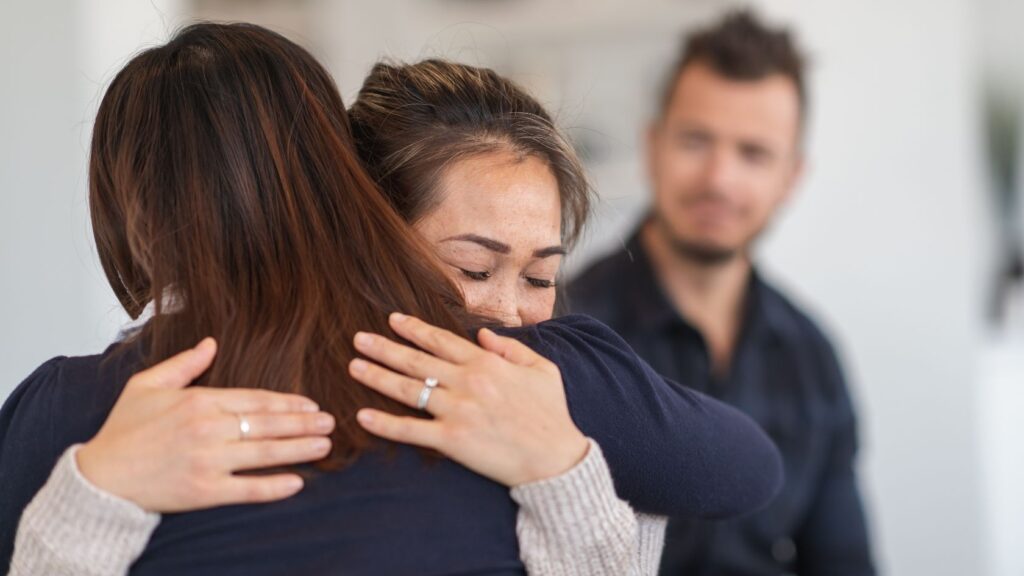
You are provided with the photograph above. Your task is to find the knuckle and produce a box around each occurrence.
[400,378,421,400]
[478,353,503,372]
[464,370,489,389]
[298,415,322,435]
[425,330,446,350]
[465,373,497,398]
[371,365,393,385]
[247,391,276,410]
[406,350,428,371]
[179,389,209,411]
[183,415,215,440]
[255,441,280,462]
[245,414,270,437]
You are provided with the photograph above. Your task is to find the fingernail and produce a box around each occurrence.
[301,401,320,413]
[350,358,368,375]
[390,312,407,323]
[311,438,331,452]
[284,476,304,492]
[354,332,373,348]
[356,409,374,425]
[315,414,335,432]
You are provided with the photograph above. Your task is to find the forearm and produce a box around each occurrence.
[510,439,666,576]
[515,317,784,518]
[9,445,159,576]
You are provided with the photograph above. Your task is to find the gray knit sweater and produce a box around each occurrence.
[10,440,666,576]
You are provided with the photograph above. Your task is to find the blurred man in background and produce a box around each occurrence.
[566,11,875,575]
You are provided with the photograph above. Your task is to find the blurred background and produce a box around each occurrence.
[1,0,1021,574]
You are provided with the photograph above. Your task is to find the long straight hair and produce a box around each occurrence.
[89,23,469,467]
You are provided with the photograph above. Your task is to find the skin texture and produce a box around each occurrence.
[351,150,591,485]
[351,313,589,486]
[646,61,803,262]
[77,339,336,512]
[415,151,564,327]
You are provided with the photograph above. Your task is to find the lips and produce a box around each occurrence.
[684,198,737,222]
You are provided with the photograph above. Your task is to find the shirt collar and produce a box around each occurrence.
[621,229,684,332]
[621,224,794,344]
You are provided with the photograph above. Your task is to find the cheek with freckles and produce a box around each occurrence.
[517,289,556,325]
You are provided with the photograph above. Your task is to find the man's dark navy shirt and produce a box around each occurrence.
[566,229,875,576]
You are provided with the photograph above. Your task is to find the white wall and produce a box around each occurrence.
[0,1,107,396]
[752,1,988,574]
[0,0,187,399]
[976,1,1024,574]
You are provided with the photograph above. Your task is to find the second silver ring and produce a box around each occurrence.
[416,377,439,411]
[236,413,252,441]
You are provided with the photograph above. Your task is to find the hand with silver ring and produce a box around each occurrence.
[76,338,338,513]
[349,313,589,487]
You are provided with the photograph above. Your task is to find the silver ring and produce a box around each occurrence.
[236,413,251,440]
[416,377,439,411]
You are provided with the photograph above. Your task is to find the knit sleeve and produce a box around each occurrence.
[510,439,666,576]
[8,445,160,576]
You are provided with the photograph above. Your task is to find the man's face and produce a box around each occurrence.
[647,61,803,263]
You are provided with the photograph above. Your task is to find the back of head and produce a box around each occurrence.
[348,59,590,250]
[89,23,467,467]
[660,9,807,125]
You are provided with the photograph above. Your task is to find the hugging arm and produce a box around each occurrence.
[2,341,334,576]
[513,314,784,518]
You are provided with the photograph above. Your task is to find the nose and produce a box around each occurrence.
[489,293,523,328]
[497,304,523,328]
[704,147,738,192]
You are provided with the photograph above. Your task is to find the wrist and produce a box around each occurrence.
[75,441,123,502]
[518,430,589,485]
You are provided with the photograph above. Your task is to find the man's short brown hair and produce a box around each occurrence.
[660,10,808,123]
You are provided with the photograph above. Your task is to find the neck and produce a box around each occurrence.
[641,219,752,377]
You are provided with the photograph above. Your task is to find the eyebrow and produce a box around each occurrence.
[442,234,566,258]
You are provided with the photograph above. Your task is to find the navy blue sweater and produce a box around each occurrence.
[0,315,782,575]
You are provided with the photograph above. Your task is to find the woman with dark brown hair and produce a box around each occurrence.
[0,23,781,575]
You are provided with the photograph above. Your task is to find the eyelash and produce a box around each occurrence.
[458,268,557,289]
[460,269,492,281]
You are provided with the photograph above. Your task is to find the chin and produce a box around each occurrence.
[670,235,741,265]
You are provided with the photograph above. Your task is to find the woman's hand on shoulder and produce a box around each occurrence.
[348,313,589,487]
[76,338,336,513]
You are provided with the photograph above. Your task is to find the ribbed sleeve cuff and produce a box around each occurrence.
[635,514,668,575]
[10,445,160,576]
[510,439,639,575]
